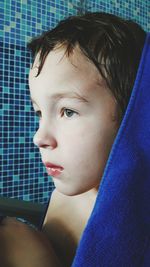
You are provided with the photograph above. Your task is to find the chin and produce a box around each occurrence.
[56,188,81,196]
[55,184,93,197]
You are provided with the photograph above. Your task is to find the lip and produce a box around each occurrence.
[43,162,64,177]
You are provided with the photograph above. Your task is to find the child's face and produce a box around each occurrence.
[29,46,119,196]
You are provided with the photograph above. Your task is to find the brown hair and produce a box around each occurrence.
[27,12,146,118]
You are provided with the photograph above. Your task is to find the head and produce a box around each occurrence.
[28,12,146,196]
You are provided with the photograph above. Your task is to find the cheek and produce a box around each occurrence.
[58,118,118,167]
[59,127,103,168]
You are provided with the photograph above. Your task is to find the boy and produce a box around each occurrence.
[28,12,146,266]
[0,12,147,267]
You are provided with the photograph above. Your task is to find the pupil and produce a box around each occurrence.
[66,109,73,117]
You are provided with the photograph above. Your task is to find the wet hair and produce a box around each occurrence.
[27,12,146,119]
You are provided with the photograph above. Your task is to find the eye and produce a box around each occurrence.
[61,108,78,118]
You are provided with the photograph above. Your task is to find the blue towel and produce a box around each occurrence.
[72,33,150,266]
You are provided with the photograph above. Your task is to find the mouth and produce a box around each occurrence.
[43,162,64,178]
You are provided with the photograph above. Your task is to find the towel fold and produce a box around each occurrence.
[72,33,150,267]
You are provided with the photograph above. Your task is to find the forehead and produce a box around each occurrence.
[29,46,104,86]
[28,46,110,107]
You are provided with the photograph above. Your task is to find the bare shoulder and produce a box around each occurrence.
[42,189,81,267]
[42,189,97,267]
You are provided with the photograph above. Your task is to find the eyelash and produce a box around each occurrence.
[35,108,78,119]
[61,108,78,118]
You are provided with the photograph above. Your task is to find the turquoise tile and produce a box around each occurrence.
[1,0,149,203]
[13,175,20,181]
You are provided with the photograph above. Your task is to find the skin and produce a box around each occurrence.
[29,45,120,197]
[0,46,120,267]
[0,217,62,267]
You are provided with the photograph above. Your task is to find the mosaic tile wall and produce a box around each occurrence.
[0,0,149,203]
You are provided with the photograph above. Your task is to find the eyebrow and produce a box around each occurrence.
[30,92,89,105]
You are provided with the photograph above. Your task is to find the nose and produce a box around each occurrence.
[33,127,57,149]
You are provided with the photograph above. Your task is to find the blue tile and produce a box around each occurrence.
[1,0,149,203]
